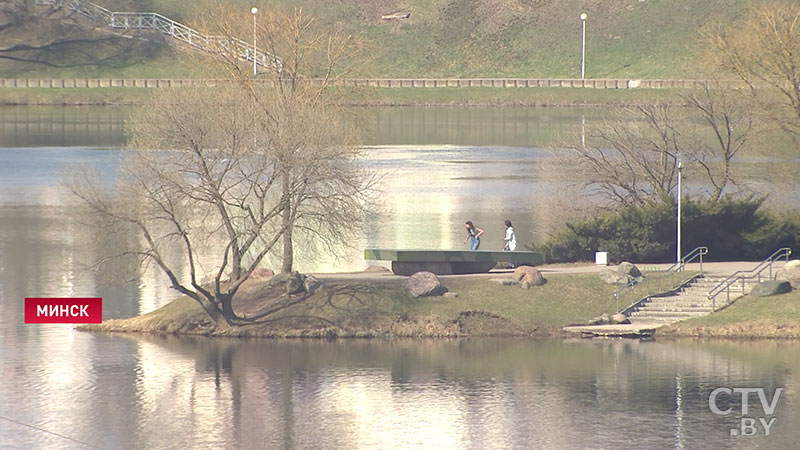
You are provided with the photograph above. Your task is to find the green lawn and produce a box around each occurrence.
[660,290,800,338]
[3,0,752,79]
[0,87,156,105]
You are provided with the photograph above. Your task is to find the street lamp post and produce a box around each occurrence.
[580,13,587,79]
[251,7,258,76]
[677,159,682,266]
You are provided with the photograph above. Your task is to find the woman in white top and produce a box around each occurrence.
[503,220,516,251]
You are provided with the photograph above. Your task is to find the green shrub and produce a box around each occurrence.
[536,198,800,263]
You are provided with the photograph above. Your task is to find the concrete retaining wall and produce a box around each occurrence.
[0,78,746,89]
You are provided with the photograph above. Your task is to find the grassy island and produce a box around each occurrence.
[81,271,621,338]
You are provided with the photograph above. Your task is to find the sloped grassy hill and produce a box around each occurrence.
[2,0,749,78]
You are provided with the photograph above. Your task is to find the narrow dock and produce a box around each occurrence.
[562,323,663,338]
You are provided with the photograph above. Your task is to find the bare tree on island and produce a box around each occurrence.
[200,6,369,273]
[65,8,377,327]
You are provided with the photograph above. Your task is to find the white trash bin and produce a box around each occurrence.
[595,252,608,266]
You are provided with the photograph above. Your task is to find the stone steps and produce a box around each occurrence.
[625,275,752,325]
[630,310,710,318]
[632,306,714,313]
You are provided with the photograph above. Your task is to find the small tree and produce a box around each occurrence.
[563,85,755,207]
[682,82,755,201]
[703,2,800,146]
[197,6,367,272]
[66,6,377,324]
[564,104,681,207]
[68,87,280,325]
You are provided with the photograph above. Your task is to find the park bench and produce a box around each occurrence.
[364,249,544,276]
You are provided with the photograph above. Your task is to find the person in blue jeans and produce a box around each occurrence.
[464,221,484,250]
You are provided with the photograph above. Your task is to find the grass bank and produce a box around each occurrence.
[659,291,800,339]
[80,272,620,338]
[3,0,750,79]
[0,86,689,107]
[0,87,156,106]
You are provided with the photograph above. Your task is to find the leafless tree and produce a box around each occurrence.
[195,6,369,273]
[562,84,755,207]
[563,104,681,207]
[682,82,754,200]
[66,82,376,326]
[703,2,800,147]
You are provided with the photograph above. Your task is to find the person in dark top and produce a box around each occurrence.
[464,220,484,250]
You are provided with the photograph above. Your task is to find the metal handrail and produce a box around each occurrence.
[613,246,708,313]
[34,0,282,72]
[707,247,792,310]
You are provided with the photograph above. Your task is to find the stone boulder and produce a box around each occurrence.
[286,272,307,295]
[303,275,324,294]
[589,313,610,325]
[776,260,800,289]
[617,261,642,278]
[251,268,275,279]
[405,271,446,298]
[750,280,792,297]
[611,313,630,324]
[364,265,391,273]
[599,269,630,285]
[513,266,546,287]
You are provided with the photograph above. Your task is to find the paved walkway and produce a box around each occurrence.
[314,261,776,281]
[539,261,773,277]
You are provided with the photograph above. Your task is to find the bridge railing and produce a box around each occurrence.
[34,0,282,72]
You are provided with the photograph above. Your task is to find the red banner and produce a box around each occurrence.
[24,298,103,324]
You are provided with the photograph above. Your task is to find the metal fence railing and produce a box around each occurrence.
[34,0,283,72]
[707,247,792,310]
[613,246,708,313]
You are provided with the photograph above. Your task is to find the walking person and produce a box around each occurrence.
[503,220,516,251]
[464,221,484,250]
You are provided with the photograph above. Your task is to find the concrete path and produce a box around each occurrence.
[314,261,776,281]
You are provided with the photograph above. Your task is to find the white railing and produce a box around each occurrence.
[34,0,282,72]
[707,247,792,310]
[613,246,709,313]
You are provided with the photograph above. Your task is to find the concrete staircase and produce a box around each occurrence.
[627,276,753,325]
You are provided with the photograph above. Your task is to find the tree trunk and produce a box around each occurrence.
[281,209,294,273]
[281,170,294,273]
[218,293,237,326]
[191,293,228,326]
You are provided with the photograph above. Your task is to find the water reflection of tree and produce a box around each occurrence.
[121,337,799,447]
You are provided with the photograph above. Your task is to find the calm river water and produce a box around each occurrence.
[1,105,799,449]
